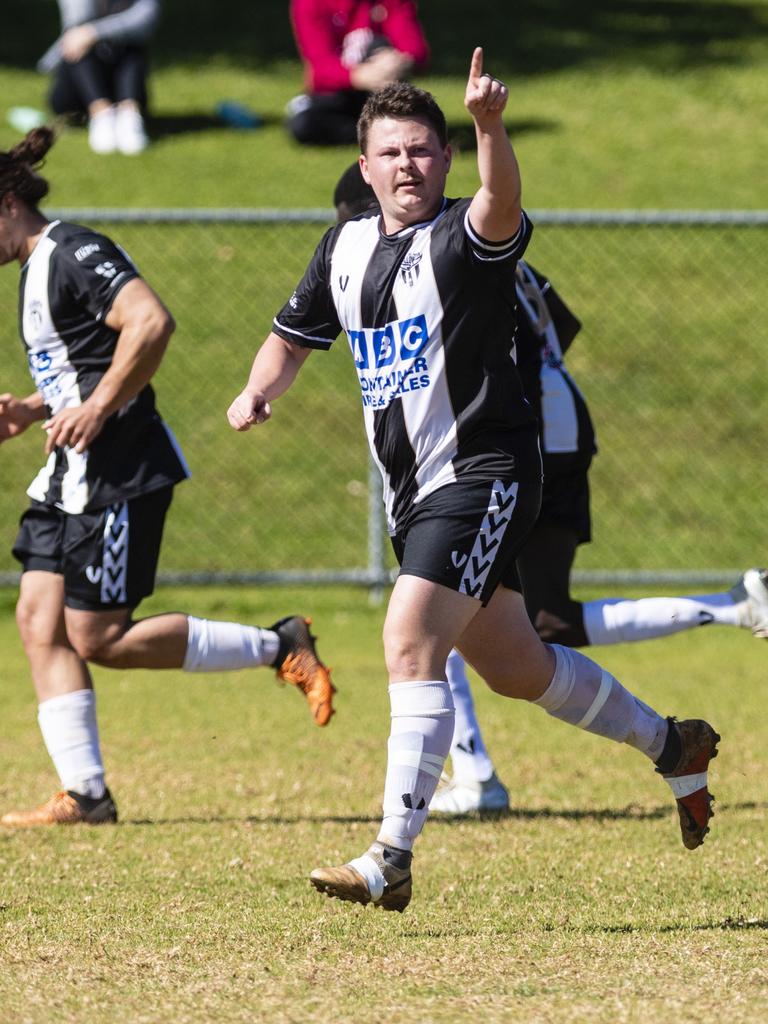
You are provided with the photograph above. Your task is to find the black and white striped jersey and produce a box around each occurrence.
[513,260,596,471]
[273,197,540,533]
[18,220,189,514]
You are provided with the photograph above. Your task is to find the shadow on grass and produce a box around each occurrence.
[590,917,768,933]
[121,800,765,827]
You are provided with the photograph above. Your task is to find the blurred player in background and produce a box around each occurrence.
[39,0,161,155]
[288,0,429,145]
[332,161,766,815]
[0,128,335,827]
[229,52,720,913]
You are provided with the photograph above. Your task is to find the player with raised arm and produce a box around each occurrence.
[0,128,335,828]
[229,50,720,912]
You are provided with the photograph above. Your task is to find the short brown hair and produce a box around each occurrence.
[0,127,55,207]
[357,82,447,153]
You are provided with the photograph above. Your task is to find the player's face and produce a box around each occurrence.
[360,116,451,233]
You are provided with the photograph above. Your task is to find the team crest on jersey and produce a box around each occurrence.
[26,299,43,334]
[400,252,422,287]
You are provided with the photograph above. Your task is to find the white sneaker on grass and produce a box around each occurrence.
[88,107,116,154]
[429,772,510,815]
[730,568,768,638]
[115,106,148,155]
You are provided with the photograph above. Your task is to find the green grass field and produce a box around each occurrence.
[1,3,767,1020]
[1,584,767,1023]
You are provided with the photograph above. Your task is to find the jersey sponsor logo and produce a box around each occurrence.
[289,291,299,310]
[94,261,118,279]
[348,314,433,409]
[399,251,422,287]
[348,314,429,370]
[74,243,100,262]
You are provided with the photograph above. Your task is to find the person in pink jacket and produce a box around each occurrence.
[287,0,429,145]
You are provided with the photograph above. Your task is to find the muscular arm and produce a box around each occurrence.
[465,47,522,243]
[44,277,175,454]
[227,332,311,431]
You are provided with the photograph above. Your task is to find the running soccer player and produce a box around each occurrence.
[228,50,720,912]
[330,165,764,815]
[0,128,335,828]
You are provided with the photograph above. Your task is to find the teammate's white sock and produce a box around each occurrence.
[183,616,280,672]
[378,680,455,850]
[445,649,495,783]
[582,593,740,646]
[535,645,668,761]
[37,689,106,799]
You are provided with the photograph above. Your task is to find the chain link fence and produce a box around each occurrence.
[0,210,765,588]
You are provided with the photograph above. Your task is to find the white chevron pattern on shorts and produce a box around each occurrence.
[459,480,519,599]
[100,502,129,605]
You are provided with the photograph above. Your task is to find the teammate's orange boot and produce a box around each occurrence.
[271,616,336,726]
[1,789,118,828]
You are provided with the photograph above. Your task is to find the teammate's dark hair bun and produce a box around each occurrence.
[0,126,56,206]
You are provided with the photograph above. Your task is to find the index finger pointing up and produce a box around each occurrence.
[469,46,484,82]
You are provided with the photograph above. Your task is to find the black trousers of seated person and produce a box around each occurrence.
[51,43,148,116]
[287,90,368,146]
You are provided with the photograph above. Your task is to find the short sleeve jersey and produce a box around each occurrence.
[513,260,596,473]
[273,198,540,533]
[18,220,189,514]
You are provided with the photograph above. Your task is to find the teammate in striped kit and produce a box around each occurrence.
[228,50,720,912]
[0,128,335,828]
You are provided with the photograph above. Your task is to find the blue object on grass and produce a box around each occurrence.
[216,102,263,130]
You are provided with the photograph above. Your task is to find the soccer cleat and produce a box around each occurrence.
[310,841,412,913]
[429,772,510,815]
[0,788,118,828]
[730,567,768,638]
[659,720,720,850]
[271,616,336,726]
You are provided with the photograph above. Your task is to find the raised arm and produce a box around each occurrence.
[43,277,174,454]
[227,332,312,432]
[465,47,522,243]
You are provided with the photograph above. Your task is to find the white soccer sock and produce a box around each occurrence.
[445,649,496,783]
[583,593,740,646]
[37,689,106,799]
[535,645,668,761]
[183,616,280,672]
[377,680,455,851]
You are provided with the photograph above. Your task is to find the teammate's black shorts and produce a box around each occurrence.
[391,477,542,605]
[540,460,592,544]
[12,486,173,611]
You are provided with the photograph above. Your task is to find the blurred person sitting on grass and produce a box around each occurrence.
[0,128,336,828]
[229,51,721,914]
[38,0,161,155]
[287,0,429,145]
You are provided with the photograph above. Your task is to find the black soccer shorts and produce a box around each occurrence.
[391,477,542,605]
[12,486,174,611]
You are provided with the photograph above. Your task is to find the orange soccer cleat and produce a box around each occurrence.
[1,789,117,828]
[271,616,336,726]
